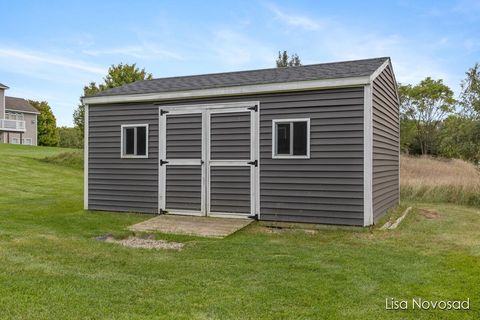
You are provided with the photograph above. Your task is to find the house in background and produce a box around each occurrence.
[0,83,39,145]
[82,57,399,226]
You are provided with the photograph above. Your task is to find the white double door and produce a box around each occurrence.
[159,102,259,218]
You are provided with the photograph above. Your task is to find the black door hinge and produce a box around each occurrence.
[160,109,169,116]
[247,160,258,167]
[247,105,258,112]
[160,159,169,166]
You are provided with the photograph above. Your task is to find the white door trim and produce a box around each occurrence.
[158,109,205,216]
[158,102,260,218]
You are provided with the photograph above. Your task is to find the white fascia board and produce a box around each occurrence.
[82,76,370,105]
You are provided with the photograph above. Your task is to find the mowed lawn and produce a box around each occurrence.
[0,144,479,319]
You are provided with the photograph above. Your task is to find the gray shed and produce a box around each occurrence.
[82,57,399,226]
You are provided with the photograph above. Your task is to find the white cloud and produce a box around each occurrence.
[209,30,275,68]
[83,44,183,60]
[0,48,105,75]
[266,3,324,30]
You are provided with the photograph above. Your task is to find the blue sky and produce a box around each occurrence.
[1,0,479,126]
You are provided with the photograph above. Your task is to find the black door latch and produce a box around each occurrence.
[160,159,169,166]
[247,160,258,167]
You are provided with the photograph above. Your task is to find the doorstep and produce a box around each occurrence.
[128,214,253,238]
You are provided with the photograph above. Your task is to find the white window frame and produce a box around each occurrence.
[120,124,149,158]
[11,137,20,144]
[22,138,32,145]
[272,118,310,159]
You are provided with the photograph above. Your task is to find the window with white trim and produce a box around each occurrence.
[121,124,148,158]
[272,119,310,159]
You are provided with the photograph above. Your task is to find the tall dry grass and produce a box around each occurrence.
[401,155,480,206]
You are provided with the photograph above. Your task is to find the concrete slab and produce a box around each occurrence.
[128,215,253,238]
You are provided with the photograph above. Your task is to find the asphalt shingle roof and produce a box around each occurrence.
[92,57,389,97]
[5,96,40,114]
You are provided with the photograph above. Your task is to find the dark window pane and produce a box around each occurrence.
[293,122,308,155]
[125,128,135,155]
[137,126,147,156]
[276,123,290,155]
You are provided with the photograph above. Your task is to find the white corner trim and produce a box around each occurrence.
[84,104,89,210]
[363,85,373,226]
[271,118,311,159]
[120,124,149,158]
[82,76,370,105]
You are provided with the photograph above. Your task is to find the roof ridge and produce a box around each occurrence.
[141,56,390,83]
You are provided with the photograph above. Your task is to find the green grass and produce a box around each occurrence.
[0,144,479,319]
[401,186,480,207]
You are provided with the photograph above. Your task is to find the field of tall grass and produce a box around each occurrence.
[401,155,480,206]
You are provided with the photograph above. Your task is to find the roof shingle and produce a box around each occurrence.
[5,96,40,114]
[91,57,389,97]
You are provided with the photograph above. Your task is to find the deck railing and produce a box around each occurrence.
[0,119,26,132]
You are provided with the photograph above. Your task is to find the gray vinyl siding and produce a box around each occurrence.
[210,112,250,160]
[166,166,201,211]
[372,65,400,221]
[210,166,250,213]
[166,113,202,159]
[259,89,365,225]
[88,103,159,213]
[88,87,365,225]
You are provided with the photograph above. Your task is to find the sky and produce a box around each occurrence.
[1,0,479,126]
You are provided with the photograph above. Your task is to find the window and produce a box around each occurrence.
[272,119,310,159]
[121,124,149,158]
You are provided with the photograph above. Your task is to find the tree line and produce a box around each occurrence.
[400,63,480,163]
[34,51,480,164]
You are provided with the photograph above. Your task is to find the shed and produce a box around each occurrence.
[82,57,399,226]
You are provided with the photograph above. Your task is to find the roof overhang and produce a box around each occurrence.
[82,75,371,105]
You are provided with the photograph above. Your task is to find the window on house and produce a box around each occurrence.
[272,119,310,159]
[121,124,148,158]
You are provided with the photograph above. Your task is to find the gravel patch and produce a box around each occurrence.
[98,235,184,250]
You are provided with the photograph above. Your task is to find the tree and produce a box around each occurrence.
[73,63,153,143]
[29,100,59,146]
[58,126,82,149]
[276,51,302,67]
[438,116,480,163]
[399,78,456,155]
[459,63,480,119]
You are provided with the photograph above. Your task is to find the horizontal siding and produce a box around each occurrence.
[166,113,202,159]
[166,166,201,211]
[258,88,365,225]
[88,103,158,214]
[211,112,250,160]
[372,65,400,221]
[88,88,366,224]
[210,166,250,213]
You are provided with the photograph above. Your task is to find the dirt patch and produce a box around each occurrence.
[96,235,184,250]
[418,208,440,219]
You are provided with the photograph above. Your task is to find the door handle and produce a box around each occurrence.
[160,159,169,166]
[247,160,258,167]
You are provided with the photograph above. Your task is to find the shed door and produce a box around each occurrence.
[159,111,204,215]
[159,103,259,217]
[208,108,258,217]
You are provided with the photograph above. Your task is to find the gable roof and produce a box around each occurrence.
[90,57,389,98]
[5,96,40,114]
[0,83,9,89]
